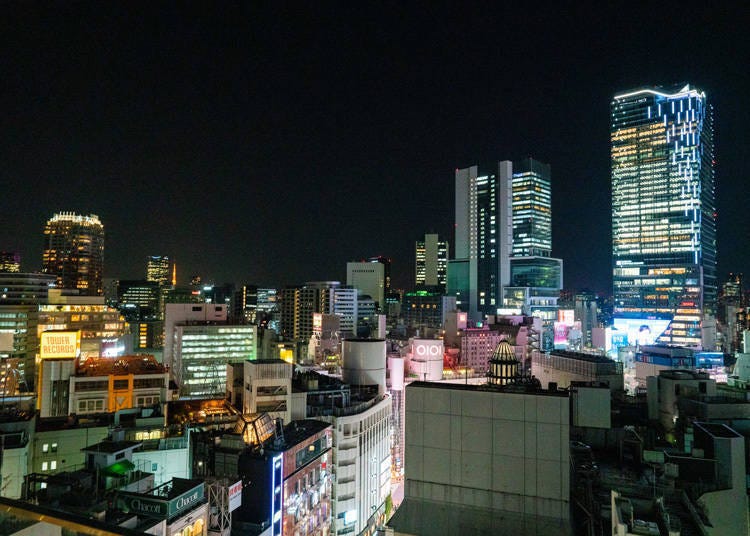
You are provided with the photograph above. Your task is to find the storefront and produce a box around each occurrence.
[118,477,208,536]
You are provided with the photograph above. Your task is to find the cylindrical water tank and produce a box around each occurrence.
[342,338,386,393]
[388,355,405,391]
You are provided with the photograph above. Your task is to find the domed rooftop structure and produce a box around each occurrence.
[491,340,516,362]
[488,339,519,386]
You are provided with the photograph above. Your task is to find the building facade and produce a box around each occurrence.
[511,158,552,258]
[611,85,717,335]
[172,323,256,398]
[145,255,171,285]
[450,163,513,320]
[415,233,449,290]
[42,212,105,296]
[0,251,21,272]
[402,290,455,331]
[395,381,571,530]
[347,262,385,311]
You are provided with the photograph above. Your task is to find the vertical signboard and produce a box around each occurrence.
[228,480,243,512]
[271,454,284,536]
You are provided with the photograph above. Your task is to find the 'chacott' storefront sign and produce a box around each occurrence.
[119,482,205,519]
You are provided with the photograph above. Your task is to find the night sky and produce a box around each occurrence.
[1,4,747,293]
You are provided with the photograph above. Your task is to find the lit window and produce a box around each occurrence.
[42,443,49,453]
[51,443,58,452]
[50,461,57,470]
[42,462,48,471]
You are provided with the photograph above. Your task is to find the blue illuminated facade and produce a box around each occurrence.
[611,85,716,345]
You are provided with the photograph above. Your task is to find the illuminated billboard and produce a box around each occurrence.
[553,322,569,349]
[611,317,671,348]
[413,339,444,358]
[695,352,724,369]
[40,330,81,359]
[557,309,575,326]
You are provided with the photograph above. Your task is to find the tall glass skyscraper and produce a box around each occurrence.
[512,158,552,257]
[42,212,105,296]
[611,84,716,346]
[449,162,513,319]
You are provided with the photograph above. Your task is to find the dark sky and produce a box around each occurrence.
[0,4,747,293]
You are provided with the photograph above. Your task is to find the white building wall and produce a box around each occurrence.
[243,360,292,424]
[329,396,392,536]
[346,262,385,310]
[0,444,29,498]
[405,383,570,520]
[132,444,190,486]
[164,303,228,369]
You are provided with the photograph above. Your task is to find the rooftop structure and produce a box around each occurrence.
[390,380,571,535]
[531,350,624,391]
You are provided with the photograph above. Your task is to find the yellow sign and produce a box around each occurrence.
[40,330,81,359]
[279,348,294,364]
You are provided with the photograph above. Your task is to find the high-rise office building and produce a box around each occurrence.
[449,163,513,319]
[512,158,552,257]
[42,212,105,296]
[505,158,561,336]
[368,256,392,295]
[116,280,160,320]
[611,85,716,346]
[415,233,449,290]
[145,255,170,285]
[347,261,385,310]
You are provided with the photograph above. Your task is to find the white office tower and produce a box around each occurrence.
[165,303,256,398]
[333,286,359,337]
[164,303,228,369]
[347,261,385,311]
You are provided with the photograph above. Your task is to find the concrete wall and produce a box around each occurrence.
[1,443,29,498]
[33,426,110,474]
[405,383,570,520]
[132,446,190,487]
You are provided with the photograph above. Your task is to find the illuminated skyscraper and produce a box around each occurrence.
[145,255,170,285]
[449,163,513,319]
[415,233,449,290]
[511,158,551,257]
[42,212,104,296]
[611,85,716,346]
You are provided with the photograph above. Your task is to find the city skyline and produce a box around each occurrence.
[0,5,747,292]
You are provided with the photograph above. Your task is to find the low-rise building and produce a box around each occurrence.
[646,369,716,433]
[531,350,624,392]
